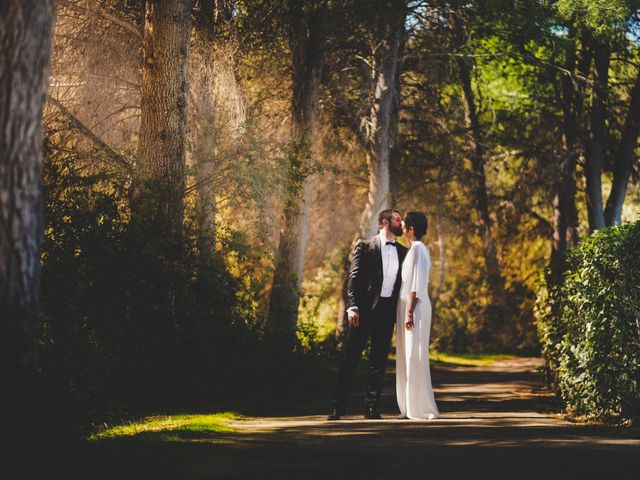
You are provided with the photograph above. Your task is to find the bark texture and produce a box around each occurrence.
[267,0,327,344]
[584,39,609,232]
[550,36,589,281]
[604,67,640,226]
[452,5,509,343]
[388,31,405,208]
[1,4,55,461]
[191,1,245,260]
[456,51,508,313]
[193,1,218,260]
[133,0,191,249]
[0,0,55,387]
[431,214,447,315]
[357,1,406,238]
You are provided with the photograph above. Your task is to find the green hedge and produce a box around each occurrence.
[535,221,640,424]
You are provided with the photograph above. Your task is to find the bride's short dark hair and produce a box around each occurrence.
[404,211,428,239]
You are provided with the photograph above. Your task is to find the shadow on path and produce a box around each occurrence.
[76,358,640,479]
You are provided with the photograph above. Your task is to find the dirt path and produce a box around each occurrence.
[215,358,640,479]
[82,358,640,479]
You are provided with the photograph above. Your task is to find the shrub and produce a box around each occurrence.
[535,221,640,424]
[39,142,337,433]
[39,145,262,428]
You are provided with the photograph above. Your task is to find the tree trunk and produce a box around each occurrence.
[0,0,55,443]
[267,0,327,345]
[584,39,609,232]
[430,101,454,323]
[456,56,508,309]
[357,1,406,238]
[451,5,509,345]
[604,67,640,226]
[550,35,589,282]
[213,0,234,26]
[191,1,245,261]
[388,27,405,207]
[193,0,218,260]
[133,0,191,252]
[431,213,447,313]
[193,114,218,260]
[336,1,406,335]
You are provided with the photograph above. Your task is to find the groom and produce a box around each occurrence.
[328,209,408,420]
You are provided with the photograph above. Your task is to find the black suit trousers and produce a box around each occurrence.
[332,297,396,409]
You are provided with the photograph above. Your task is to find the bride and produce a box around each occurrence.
[395,211,440,420]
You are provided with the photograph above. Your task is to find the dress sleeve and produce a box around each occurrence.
[410,244,431,302]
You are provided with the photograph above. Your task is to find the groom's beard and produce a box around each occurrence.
[391,225,403,236]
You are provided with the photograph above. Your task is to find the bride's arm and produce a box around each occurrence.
[405,291,418,331]
[406,245,430,330]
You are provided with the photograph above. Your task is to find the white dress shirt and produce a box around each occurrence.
[378,231,399,298]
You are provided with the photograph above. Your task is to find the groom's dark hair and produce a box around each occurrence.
[404,211,428,239]
[378,209,400,228]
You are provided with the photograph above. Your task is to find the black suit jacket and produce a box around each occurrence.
[346,235,408,315]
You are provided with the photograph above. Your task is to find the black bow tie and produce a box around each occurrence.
[385,241,397,246]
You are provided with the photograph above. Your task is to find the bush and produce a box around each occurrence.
[39,141,339,434]
[535,221,640,424]
[39,144,262,429]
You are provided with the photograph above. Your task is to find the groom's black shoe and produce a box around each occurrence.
[327,405,344,421]
[364,405,382,420]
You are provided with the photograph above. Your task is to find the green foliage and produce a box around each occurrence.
[39,139,340,435]
[431,266,488,353]
[430,352,517,366]
[40,143,263,428]
[90,413,237,440]
[474,36,540,113]
[535,221,640,424]
[555,0,632,39]
[296,247,345,355]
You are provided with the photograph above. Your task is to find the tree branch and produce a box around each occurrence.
[48,96,132,171]
[58,0,143,40]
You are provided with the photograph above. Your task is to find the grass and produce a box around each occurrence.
[87,353,516,442]
[429,352,518,366]
[89,412,238,441]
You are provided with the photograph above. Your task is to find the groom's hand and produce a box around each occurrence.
[347,309,360,327]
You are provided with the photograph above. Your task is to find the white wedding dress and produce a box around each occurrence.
[396,240,440,420]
